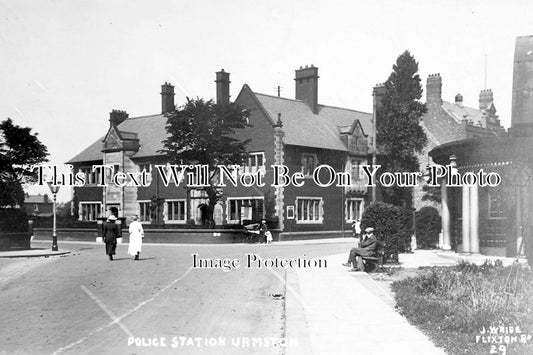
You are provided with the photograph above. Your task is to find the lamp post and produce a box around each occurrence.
[46,181,60,251]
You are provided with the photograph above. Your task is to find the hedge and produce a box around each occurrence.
[361,202,413,263]
[415,206,441,249]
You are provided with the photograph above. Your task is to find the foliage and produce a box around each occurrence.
[392,261,533,355]
[0,118,48,207]
[0,208,29,250]
[376,51,427,207]
[361,202,413,262]
[415,206,441,249]
[421,184,441,203]
[0,208,29,232]
[161,98,250,226]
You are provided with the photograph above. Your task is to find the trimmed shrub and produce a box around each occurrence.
[0,208,28,233]
[361,202,413,263]
[415,206,441,249]
[0,208,29,250]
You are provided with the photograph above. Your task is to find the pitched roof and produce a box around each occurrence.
[67,114,168,164]
[68,89,372,164]
[442,101,487,127]
[253,92,372,151]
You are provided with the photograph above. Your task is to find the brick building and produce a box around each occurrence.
[430,35,533,257]
[417,74,504,210]
[67,66,373,237]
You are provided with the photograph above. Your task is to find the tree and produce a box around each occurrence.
[377,51,428,208]
[0,118,48,207]
[162,98,250,226]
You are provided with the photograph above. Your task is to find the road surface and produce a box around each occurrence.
[0,240,351,355]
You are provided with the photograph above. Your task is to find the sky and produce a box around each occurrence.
[1,0,532,201]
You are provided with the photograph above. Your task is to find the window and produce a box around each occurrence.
[166,200,186,223]
[296,197,323,223]
[302,154,317,176]
[80,203,102,221]
[245,152,265,172]
[80,167,101,185]
[139,201,151,222]
[227,197,264,223]
[138,163,152,183]
[350,159,361,181]
[138,163,151,173]
[346,198,363,222]
[488,191,504,219]
[33,204,39,212]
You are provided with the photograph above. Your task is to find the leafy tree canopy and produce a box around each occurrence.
[161,98,251,225]
[0,118,48,206]
[162,98,250,168]
[377,50,428,207]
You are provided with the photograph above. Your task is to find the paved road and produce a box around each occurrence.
[0,241,351,355]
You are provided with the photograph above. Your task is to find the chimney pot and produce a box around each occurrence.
[295,65,319,114]
[215,69,231,103]
[426,73,443,106]
[109,109,129,126]
[161,82,175,114]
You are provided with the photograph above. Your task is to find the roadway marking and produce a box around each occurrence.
[80,285,134,338]
[53,266,193,355]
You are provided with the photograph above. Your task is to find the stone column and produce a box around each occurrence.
[469,183,480,253]
[462,184,471,253]
[441,180,451,250]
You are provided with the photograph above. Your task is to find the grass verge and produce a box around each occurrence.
[391,260,533,355]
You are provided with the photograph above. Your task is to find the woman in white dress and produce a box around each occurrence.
[128,215,144,260]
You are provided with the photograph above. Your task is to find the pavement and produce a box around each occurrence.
[1,238,529,355]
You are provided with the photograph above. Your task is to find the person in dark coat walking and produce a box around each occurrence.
[258,219,268,243]
[342,227,378,271]
[103,215,120,260]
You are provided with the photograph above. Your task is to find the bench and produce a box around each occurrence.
[361,240,385,272]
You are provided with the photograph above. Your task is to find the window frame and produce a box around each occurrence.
[345,198,364,223]
[225,197,264,224]
[138,200,151,224]
[301,153,318,177]
[487,190,505,219]
[295,197,323,224]
[164,199,187,224]
[79,202,102,221]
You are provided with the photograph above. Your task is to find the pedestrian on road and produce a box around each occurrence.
[128,215,144,260]
[342,227,378,271]
[103,215,120,261]
[259,219,268,243]
[352,219,361,239]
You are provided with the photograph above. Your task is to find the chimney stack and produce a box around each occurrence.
[295,65,319,114]
[215,69,230,103]
[479,89,493,111]
[109,109,128,126]
[373,83,386,111]
[161,82,175,114]
[426,74,442,106]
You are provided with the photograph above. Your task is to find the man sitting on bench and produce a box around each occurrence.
[342,227,378,271]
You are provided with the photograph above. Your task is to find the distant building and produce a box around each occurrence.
[372,74,505,211]
[23,193,53,217]
[68,66,374,237]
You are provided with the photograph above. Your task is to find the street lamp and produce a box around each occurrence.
[46,181,60,251]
